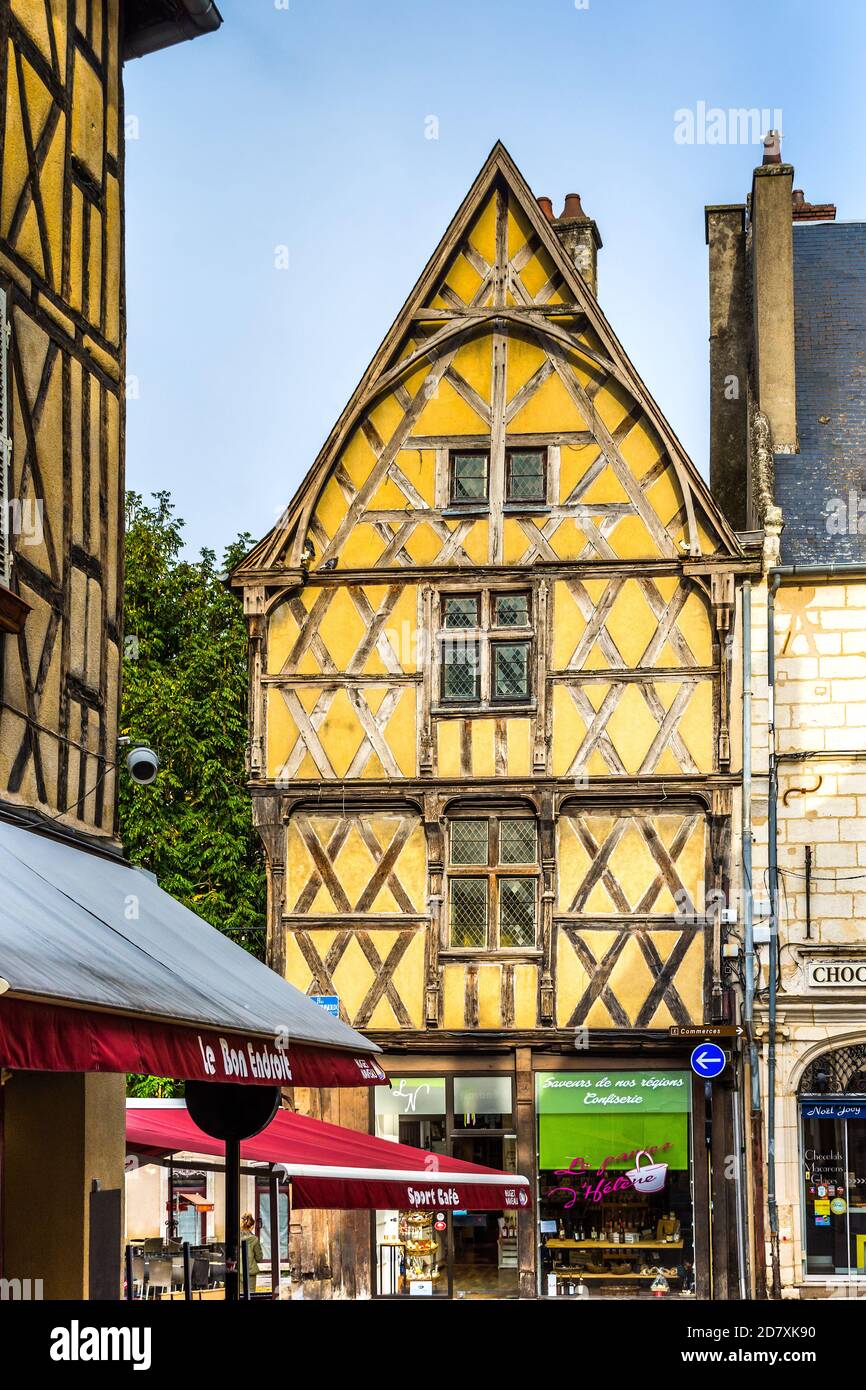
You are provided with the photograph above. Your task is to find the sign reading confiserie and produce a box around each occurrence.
[536,1071,691,1114]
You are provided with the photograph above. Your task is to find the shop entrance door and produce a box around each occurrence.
[800,1100,866,1279]
[373,1073,520,1299]
[451,1137,518,1299]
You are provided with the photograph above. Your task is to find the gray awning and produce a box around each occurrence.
[0,818,376,1055]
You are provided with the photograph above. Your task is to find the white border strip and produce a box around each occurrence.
[277,1164,530,1187]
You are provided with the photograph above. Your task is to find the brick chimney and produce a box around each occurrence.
[551,193,602,297]
[791,188,837,222]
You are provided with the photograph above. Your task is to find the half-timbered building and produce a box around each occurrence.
[0,0,225,1300]
[233,143,748,1299]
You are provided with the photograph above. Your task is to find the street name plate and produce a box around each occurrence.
[669,1024,743,1039]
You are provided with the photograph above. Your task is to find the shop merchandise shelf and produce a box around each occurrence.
[554,1271,683,1281]
[546,1239,683,1251]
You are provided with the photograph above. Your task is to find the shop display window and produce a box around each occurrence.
[799,1047,866,1280]
[536,1070,695,1298]
[373,1074,519,1299]
[800,1100,866,1278]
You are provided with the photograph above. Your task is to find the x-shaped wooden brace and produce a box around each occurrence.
[559,922,695,1027]
[291,812,417,916]
[276,684,406,781]
[292,926,416,1028]
[279,584,406,678]
[563,812,701,915]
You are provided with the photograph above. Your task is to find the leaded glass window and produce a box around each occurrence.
[447,814,538,950]
[494,592,530,628]
[451,819,489,865]
[492,641,530,701]
[442,638,480,702]
[499,819,536,864]
[443,595,479,629]
[505,447,546,503]
[450,877,489,948]
[499,877,536,947]
[436,587,533,709]
[450,451,489,504]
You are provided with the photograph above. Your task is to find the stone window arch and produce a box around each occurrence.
[798,1044,866,1096]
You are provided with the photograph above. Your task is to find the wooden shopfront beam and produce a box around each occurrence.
[515,1046,537,1300]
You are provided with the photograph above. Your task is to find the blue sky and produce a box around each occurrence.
[123,0,866,559]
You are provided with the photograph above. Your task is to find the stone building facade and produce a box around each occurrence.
[709,134,866,1297]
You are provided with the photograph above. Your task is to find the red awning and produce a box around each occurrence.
[127,1104,532,1213]
[0,997,386,1089]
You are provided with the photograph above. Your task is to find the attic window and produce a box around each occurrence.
[505,447,546,504]
[450,450,489,505]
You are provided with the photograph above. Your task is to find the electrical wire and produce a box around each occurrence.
[778,865,866,883]
[0,758,121,831]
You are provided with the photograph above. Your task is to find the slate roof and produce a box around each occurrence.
[776,222,866,563]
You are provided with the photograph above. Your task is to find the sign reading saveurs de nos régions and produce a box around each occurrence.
[536,1072,691,1113]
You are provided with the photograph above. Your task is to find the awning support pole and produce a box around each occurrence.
[167,1156,175,1241]
[269,1165,280,1298]
[224,1137,240,1301]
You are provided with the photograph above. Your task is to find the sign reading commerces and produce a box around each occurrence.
[669,1024,743,1039]
[536,1072,691,1113]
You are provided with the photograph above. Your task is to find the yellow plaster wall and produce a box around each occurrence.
[252,174,726,1038]
[0,1,124,835]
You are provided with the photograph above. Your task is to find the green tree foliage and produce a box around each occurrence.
[120,492,264,1099]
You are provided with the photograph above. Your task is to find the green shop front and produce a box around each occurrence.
[536,1068,697,1298]
[368,1050,727,1300]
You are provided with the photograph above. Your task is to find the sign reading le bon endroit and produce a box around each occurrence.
[537,1072,691,1114]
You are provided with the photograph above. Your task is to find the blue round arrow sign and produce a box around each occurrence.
[690,1041,726,1079]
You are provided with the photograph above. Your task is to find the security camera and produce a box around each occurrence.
[125,744,160,786]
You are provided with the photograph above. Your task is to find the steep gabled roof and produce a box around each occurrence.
[232,141,741,584]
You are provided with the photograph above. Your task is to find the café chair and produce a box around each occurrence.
[130,1253,147,1299]
[147,1256,173,1299]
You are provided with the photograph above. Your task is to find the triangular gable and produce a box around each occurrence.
[232,142,740,583]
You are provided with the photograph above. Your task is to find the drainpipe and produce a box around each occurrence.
[742,582,757,1106]
[741,581,763,1299]
[767,571,782,1300]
